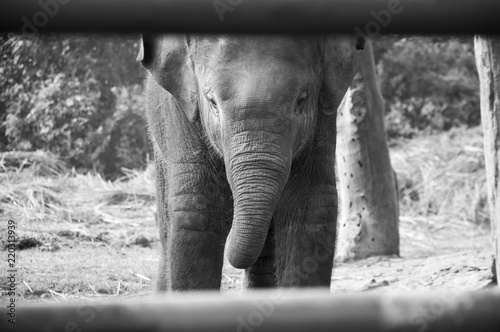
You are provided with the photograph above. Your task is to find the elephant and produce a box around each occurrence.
[138,34,364,292]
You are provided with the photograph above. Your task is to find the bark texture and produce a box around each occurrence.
[336,39,400,261]
[474,36,500,282]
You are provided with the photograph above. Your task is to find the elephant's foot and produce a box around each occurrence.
[161,227,227,291]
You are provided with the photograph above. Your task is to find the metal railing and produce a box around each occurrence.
[1,0,500,34]
[2,290,500,332]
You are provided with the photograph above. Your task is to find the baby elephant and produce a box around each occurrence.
[139,34,363,291]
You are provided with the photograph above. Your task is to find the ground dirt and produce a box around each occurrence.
[223,217,495,295]
[0,193,494,304]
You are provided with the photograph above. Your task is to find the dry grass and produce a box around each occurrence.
[0,154,158,302]
[0,126,493,302]
[0,150,68,176]
[389,126,490,258]
[392,126,488,226]
[0,154,156,226]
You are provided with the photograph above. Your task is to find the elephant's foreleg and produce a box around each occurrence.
[155,159,171,292]
[168,226,226,290]
[273,170,338,288]
[244,225,277,288]
[157,214,228,291]
[274,221,336,288]
[156,161,231,291]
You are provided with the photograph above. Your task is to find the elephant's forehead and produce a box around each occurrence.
[195,35,320,66]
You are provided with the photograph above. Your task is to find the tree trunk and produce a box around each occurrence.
[474,36,500,283]
[336,39,399,261]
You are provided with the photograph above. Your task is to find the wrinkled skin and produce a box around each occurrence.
[139,35,362,292]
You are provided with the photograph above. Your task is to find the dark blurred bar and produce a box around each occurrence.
[3,290,500,332]
[0,0,499,34]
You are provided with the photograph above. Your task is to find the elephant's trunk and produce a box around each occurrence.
[224,129,292,269]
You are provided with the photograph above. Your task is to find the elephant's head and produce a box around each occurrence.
[139,35,363,269]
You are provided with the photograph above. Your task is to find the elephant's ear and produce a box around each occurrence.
[138,34,198,122]
[319,35,361,116]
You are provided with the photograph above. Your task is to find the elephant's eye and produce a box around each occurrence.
[295,90,308,114]
[205,92,219,115]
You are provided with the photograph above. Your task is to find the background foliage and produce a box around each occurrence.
[374,35,479,139]
[0,34,481,178]
[0,33,148,179]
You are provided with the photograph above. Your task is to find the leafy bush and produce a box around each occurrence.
[375,36,480,138]
[0,34,149,178]
[3,73,114,166]
[99,86,150,180]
